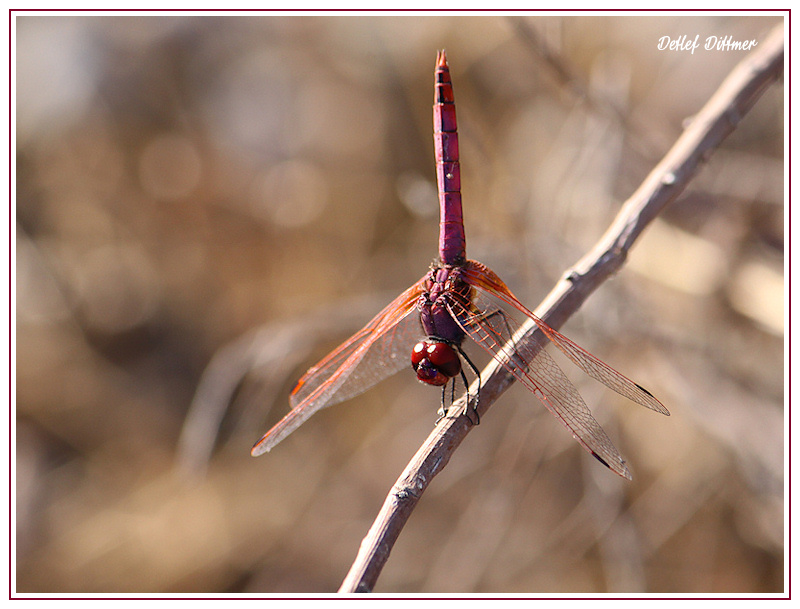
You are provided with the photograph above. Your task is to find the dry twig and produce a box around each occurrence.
[338,24,784,593]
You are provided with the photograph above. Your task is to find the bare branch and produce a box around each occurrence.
[338,24,784,593]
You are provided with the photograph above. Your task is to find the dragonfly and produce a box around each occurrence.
[251,50,669,479]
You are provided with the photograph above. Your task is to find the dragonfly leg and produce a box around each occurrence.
[436,384,448,422]
[434,360,479,425]
[470,306,506,328]
[456,345,481,425]
[476,307,531,371]
[486,308,516,343]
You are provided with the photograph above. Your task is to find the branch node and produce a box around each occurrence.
[394,486,420,502]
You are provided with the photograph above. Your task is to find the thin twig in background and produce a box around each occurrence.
[338,23,784,593]
[508,16,626,122]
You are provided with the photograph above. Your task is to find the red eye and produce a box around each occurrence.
[411,342,427,367]
[411,340,461,386]
[425,343,461,377]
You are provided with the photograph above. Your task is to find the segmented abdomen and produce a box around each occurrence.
[433,50,466,265]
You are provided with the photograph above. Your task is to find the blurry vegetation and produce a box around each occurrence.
[16,15,783,593]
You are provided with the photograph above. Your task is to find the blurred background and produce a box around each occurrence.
[15,14,784,594]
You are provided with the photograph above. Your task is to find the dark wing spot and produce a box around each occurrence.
[635,382,655,398]
[591,451,611,470]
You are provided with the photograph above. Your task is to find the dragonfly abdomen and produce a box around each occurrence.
[433,50,466,266]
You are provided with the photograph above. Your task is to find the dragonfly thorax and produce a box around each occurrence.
[418,264,471,344]
[411,340,461,387]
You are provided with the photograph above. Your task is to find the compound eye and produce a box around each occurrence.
[425,342,461,378]
[411,341,462,386]
[411,342,428,367]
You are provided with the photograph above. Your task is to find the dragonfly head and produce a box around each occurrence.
[411,340,461,386]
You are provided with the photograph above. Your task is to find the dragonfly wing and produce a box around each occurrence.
[447,289,632,479]
[462,260,668,416]
[528,322,668,415]
[251,278,426,456]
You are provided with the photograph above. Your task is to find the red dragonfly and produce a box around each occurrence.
[252,51,669,479]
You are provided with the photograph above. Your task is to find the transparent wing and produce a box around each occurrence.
[462,260,668,414]
[251,277,426,456]
[451,260,668,478]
